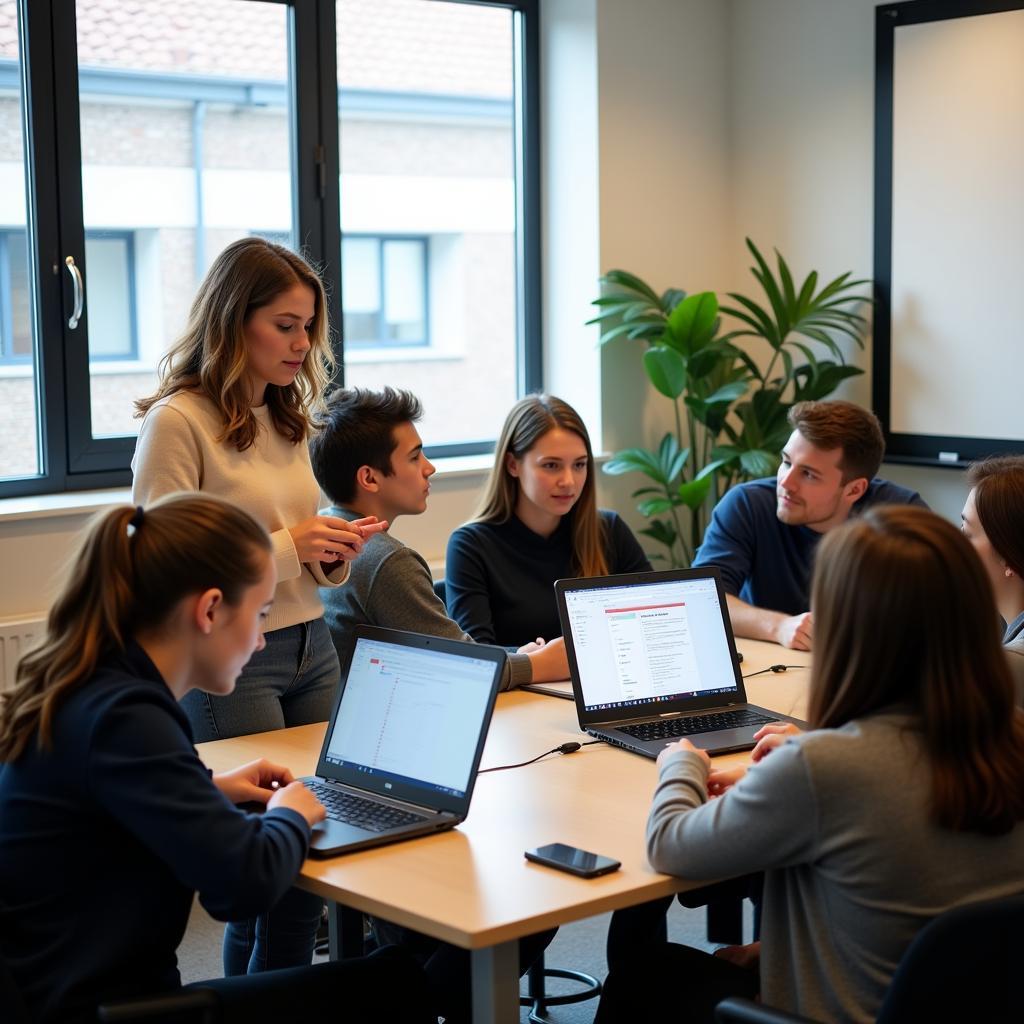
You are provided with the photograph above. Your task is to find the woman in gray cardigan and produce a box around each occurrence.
[597,506,1024,1024]
[961,455,1024,657]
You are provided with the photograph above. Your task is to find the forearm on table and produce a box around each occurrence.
[725,594,786,644]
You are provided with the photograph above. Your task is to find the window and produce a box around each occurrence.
[0,0,539,497]
[342,236,428,348]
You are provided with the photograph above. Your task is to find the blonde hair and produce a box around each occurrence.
[135,237,334,450]
[0,495,271,763]
[474,394,608,578]
[809,505,1024,835]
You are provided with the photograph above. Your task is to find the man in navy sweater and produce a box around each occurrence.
[693,400,926,650]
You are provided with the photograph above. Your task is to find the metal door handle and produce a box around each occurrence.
[65,255,84,329]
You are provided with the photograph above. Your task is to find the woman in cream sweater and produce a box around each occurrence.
[132,237,382,974]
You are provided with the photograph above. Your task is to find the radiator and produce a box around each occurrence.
[0,616,45,692]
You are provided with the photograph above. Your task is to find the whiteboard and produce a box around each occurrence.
[874,1,1024,464]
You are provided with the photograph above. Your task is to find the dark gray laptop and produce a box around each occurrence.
[302,625,503,857]
[555,568,804,757]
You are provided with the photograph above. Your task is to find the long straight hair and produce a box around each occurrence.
[0,495,271,763]
[473,394,608,577]
[135,237,334,450]
[808,505,1024,835]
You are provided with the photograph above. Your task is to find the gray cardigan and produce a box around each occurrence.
[319,508,530,691]
[647,713,1024,1023]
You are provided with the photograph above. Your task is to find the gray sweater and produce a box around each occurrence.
[647,712,1024,1023]
[319,508,530,691]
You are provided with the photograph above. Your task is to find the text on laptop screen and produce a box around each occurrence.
[564,578,739,711]
[324,638,495,799]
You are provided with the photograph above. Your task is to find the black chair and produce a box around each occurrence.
[715,893,1024,1024]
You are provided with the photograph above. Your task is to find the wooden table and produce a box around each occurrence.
[196,639,810,1023]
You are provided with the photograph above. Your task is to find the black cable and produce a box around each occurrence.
[478,739,602,774]
[742,663,805,678]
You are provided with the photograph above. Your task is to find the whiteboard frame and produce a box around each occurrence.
[873,0,1024,467]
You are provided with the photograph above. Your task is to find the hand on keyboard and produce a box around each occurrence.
[657,738,711,770]
[269,782,326,827]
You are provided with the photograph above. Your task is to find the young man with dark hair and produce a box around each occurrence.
[693,400,927,650]
[309,386,568,687]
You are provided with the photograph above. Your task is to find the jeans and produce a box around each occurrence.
[181,618,340,975]
[181,618,340,741]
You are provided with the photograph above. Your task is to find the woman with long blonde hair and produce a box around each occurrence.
[597,505,1024,1023]
[132,237,382,973]
[445,394,649,647]
[0,496,432,1024]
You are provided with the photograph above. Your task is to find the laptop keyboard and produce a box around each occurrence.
[306,781,428,833]
[619,709,777,741]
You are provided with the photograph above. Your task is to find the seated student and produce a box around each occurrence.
[693,399,925,650]
[309,386,568,687]
[961,455,1024,657]
[446,393,651,646]
[0,495,433,1024]
[597,506,1024,1024]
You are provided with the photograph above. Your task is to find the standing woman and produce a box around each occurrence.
[0,496,432,1024]
[132,237,379,973]
[597,506,1024,1023]
[446,394,650,647]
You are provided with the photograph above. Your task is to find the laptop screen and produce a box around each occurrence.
[562,575,740,713]
[323,636,496,800]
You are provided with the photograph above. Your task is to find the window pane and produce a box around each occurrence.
[74,0,297,439]
[337,0,518,445]
[84,236,134,359]
[0,2,40,479]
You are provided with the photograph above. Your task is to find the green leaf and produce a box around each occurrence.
[600,269,662,305]
[677,474,713,511]
[660,287,688,313]
[643,346,687,398]
[638,497,678,517]
[657,432,690,484]
[596,321,656,346]
[666,291,719,355]
[638,518,678,547]
[602,448,667,484]
[704,380,748,405]
[739,448,778,477]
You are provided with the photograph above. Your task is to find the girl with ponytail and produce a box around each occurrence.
[0,495,431,1024]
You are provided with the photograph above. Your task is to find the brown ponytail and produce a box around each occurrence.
[0,494,271,762]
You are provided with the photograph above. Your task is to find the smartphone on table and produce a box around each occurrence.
[524,843,621,878]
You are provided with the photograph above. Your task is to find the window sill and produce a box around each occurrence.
[0,452,500,525]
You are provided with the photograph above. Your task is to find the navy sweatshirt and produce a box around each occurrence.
[692,477,927,615]
[445,509,651,647]
[0,643,310,1023]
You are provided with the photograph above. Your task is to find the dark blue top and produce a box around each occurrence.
[692,477,927,615]
[445,509,651,646]
[0,643,310,1023]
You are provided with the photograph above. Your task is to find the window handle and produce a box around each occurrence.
[65,255,84,329]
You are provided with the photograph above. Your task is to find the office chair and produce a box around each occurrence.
[714,892,1024,1024]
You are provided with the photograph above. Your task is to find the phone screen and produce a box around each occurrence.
[525,843,621,877]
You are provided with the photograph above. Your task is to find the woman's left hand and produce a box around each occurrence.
[213,758,296,806]
[706,765,746,797]
[657,737,711,770]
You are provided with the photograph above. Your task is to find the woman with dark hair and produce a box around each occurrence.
[597,506,1024,1023]
[0,495,432,1024]
[132,237,385,972]
[445,393,650,647]
[962,455,1024,656]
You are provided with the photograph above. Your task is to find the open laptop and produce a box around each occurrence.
[555,568,805,757]
[301,625,504,857]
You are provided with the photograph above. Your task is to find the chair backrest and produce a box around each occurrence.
[877,893,1024,1023]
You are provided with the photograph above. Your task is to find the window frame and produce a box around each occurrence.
[0,0,542,497]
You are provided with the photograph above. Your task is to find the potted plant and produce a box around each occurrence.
[590,239,870,566]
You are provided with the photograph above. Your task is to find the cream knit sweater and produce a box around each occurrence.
[131,390,347,634]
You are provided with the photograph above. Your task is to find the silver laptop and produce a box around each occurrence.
[555,568,805,757]
[302,625,503,857]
